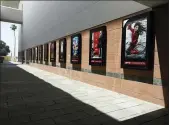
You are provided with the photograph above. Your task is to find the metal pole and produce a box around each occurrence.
[14,30,16,57]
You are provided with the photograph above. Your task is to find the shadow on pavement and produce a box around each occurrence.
[0,62,168,125]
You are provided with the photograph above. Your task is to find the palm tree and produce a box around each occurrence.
[10,24,17,58]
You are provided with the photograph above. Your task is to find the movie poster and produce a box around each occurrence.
[89,26,107,66]
[71,34,81,64]
[32,48,35,61]
[38,45,42,61]
[44,44,48,61]
[59,38,66,63]
[38,46,40,61]
[29,49,32,61]
[50,42,56,62]
[26,49,29,62]
[121,12,153,70]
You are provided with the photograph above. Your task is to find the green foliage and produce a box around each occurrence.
[4,56,11,61]
[0,40,10,56]
[11,24,17,31]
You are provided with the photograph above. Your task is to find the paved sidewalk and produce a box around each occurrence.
[0,62,168,125]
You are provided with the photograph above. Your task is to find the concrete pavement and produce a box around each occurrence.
[0,62,168,125]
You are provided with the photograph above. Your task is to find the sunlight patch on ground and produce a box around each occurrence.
[17,64,164,121]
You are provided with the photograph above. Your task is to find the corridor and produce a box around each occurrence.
[0,62,168,125]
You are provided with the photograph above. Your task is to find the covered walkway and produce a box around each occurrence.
[0,62,168,125]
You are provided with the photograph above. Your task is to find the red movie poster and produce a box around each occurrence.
[89,26,107,66]
[121,12,154,70]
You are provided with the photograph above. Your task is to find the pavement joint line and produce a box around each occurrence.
[75,95,127,103]
[105,103,144,114]
[95,98,141,108]
[51,117,58,125]
[119,113,140,121]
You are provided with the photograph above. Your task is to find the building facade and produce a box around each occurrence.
[18,1,169,107]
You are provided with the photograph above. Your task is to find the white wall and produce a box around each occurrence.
[22,1,149,51]
[18,24,23,52]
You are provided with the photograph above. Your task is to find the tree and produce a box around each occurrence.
[10,24,17,57]
[0,40,10,56]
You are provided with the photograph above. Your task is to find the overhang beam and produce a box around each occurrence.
[134,0,168,7]
[0,6,22,24]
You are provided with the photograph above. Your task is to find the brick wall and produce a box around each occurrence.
[28,4,168,107]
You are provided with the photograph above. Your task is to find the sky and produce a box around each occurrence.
[1,21,20,56]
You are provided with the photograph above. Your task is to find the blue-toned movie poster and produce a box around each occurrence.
[71,34,81,64]
[72,37,79,59]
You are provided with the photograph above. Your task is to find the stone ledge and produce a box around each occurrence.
[28,62,162,86]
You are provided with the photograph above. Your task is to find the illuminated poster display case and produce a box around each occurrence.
[71,34,82,64]
[121,12,154,70]
[50,42,56,62]
[32,48,35,62]
[44,44,49,62]
[89,26,107,66]
[59,38,66,63]
[29,48,32,61]
[39,45,43,61]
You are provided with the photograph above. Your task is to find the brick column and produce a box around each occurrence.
[81,30,91,72]
[66,36,71,69]
[56,40,60,67]
[48,43,52,66]
[38,46,41,64]
[43,45,45,65]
